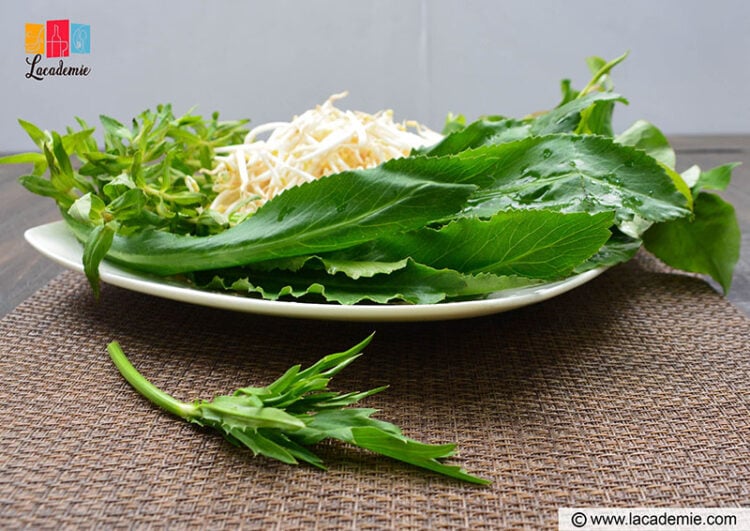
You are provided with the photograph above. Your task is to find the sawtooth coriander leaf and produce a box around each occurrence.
[107,335,490,485]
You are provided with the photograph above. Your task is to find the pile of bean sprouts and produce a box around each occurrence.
[207,92,442,220]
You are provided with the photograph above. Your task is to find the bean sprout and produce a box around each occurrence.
[207,92,442,220]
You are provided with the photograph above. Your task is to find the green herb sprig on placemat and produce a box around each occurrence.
[108,335,490,485]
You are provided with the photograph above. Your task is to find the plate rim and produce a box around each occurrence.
[24,221,607,322]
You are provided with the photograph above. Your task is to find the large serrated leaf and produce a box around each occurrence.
[196,259,539,305]
[443,135,691,225]
[364,210,614,279]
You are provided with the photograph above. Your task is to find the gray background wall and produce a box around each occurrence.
[2,0,748,153]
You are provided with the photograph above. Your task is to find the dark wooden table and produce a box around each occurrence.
[1,135,749,317]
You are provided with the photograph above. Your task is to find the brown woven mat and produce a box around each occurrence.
[2,253,749,529]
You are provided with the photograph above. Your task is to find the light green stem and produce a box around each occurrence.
[107,341,198,419]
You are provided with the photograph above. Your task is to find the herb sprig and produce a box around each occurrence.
[2,105,248,295]
[107,335,490,485]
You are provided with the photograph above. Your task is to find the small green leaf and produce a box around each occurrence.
[100,114,133,140]
[321,258,409,279]
[200,398,305,431]
[17,118,48,147]
[68,193,106,225]
[162,190,205,206]
[52,131,75,182]
[616,120,676,169]
[533,92,626,136]
[60,127,96,155]
[441,112,467,135]
[105,189,147,222]
[693,162,740,194]
[557,78,579,106]
[349,427,491,485]
[228,429,300,465]
[258,431,326,469]
[103,173,137,200]
[83,222,116,298]
[579,51,629,96]
[0,152,46,165]
[18,174,74,208]
[420,116,530,156]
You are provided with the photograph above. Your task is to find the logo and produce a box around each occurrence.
[24,19,91,80]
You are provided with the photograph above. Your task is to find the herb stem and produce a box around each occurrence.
[107,341,197,419]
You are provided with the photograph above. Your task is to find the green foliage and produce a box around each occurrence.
[4,105,248,292]
[107,336,490,484]
[3,52,741,299]
[644,192,740,294]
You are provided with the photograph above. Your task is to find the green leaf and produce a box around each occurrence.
[579,51,629,96]
[102,173,137,200]
[557,78,579,106]
[693,162,740,194]
[83,222,116,298]
[199,398,305,431]
[60,128,96,155]
[68,193,106,225]
[574,229,642,273]
[643,192,740,293]
[576,99,617,136]
[420,116,530,156]
[318,257,409,279]
[349,427,491,485]
[616,119,676,169]
[197,259,539,305]
[293,408,402,445]
[105,189,148,223]
[447,135,690,226]
[227,428,300,465]
[100,114,133,143]
[441,112,467,135]
[530,92,626,136]
[0,152,46,165]
[18,175,74,208]
[257,431,327,469]
[367,210,614,279]
[422,92,626,157]
[18,118,48,147]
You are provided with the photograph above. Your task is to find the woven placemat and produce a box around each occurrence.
[1,253,749,529]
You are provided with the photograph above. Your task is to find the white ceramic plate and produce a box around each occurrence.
[25,221,607,322]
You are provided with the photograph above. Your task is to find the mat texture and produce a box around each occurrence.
[1,254,749,529]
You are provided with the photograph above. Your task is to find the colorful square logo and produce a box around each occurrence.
[25,19,91,58]
[24,18,92,80]
[71,23,90,54]
[25,23,45,55]
[46,19,70,58]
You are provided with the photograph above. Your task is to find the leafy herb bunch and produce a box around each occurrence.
[3,105,247,294]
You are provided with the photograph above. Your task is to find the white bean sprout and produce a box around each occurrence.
[207,92,442,220]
